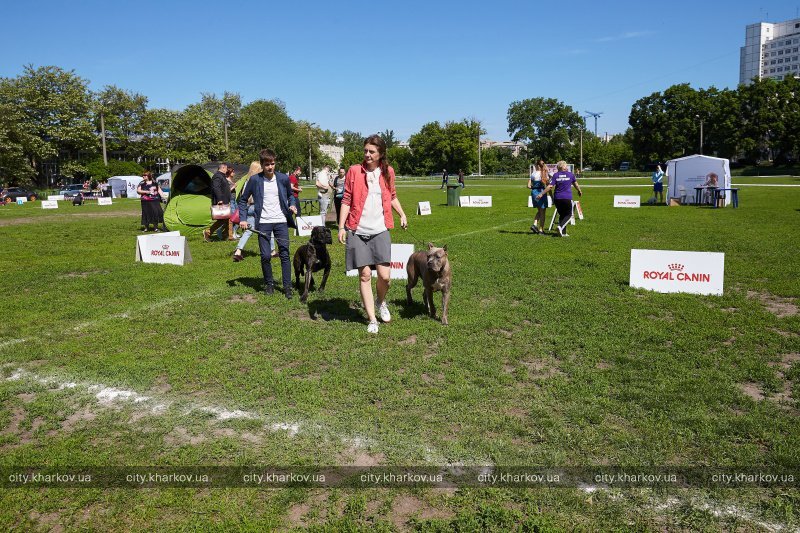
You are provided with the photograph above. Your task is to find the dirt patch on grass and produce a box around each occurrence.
[337,445,386,467]
[738,382,765,401]
[391,495,453,529]
[770,328,797,338]
[28,510,63,532]
[58,270,110,279]
[58,406,97,434]
[399,335,417,345]
[747,290,798,318]
[596,362,612,370]
[164,426,207,446]
[229,294,258,304]
[288,308,316,321]
[2,406,25,437]
[0,211,134,227]
[424,341,441,360]
[152,375,172,395]
[286,491,328,528]
[769,353,800,371]
[17,392,36,403]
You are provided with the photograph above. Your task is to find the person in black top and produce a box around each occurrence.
[136,171,165,231]
[458,169,465,188]
[440,168,449,189]
[204,163,230,242]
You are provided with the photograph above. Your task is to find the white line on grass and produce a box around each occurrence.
[3,365,469,466]
[441,218,531,240]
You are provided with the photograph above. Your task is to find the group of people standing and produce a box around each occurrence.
[439,169,465,189]
[528,160,582,237]
[207,136,407,334]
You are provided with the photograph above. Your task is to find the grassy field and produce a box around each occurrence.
[1,177,799,531]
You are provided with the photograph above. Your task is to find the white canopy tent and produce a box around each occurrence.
[666,155,731,206]
[108,176,142,199]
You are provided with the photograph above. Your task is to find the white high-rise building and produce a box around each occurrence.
[740,19,800,84]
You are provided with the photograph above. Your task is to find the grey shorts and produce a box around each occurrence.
[345,230,391,271]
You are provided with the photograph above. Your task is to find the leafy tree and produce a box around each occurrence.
[85,157,144,180]
[341,150,363,169]
[139,108,181,165]
[3,65,95,185]
[340,130,364,155]
[387,146,413,174]
[171,102,227,163]
[507,97,584,162]
[380,129,397,148]
[408,122,448,173]
[93,85,148,158]
[0,79,37,185]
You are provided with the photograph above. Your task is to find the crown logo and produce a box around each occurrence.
[668,263,684,271]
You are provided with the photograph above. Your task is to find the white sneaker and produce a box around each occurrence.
[377,300,391,323]
[557,225,564,237]
[367,321,379,334]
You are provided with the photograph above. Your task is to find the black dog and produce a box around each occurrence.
[293,226,332,303]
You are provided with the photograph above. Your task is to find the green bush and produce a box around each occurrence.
[85,158,145,180]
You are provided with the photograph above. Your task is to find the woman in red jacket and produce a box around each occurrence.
[338,135,408,334]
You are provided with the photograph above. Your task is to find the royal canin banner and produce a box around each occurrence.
[630,249,724,296]
[135,232,192,266]
[346,243,414,280]
[295,215,324,236]
[614,195,640,208]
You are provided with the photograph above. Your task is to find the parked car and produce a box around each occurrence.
[59,183,87,199]
[1,187,38,203]
[619,162,631,171]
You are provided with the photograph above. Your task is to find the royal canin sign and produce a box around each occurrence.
[630,249,724,295]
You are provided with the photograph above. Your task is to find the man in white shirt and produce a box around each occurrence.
[238,149,299,298]
[315,165,332,223]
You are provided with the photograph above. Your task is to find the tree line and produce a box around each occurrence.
[1,64,797,187]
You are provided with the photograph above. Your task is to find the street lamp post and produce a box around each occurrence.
[308,122,317,181]
[695,115,704,155]
[579,125,584,172]
[100,110,108,167]
[477,134,481,176]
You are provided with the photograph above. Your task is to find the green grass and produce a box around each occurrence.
[1,180,799,530]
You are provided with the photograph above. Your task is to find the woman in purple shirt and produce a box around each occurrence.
[542,161,582,237]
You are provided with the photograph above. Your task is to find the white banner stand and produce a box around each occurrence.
[41,200,58,209]
[417,201,431,215]
[135,232,192,266]
[97,197,113,206]
[548,201,581,230]
[630,249,724,295]
[295,215,324,236]
[346,243,414,279]
[16,198,27,205]
[614,195,641,208]
[459,196,471,207]
[48,195,65,201]
[469,196,492,207]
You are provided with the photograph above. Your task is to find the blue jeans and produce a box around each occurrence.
[236,206,259,250]
[256,222,291,289]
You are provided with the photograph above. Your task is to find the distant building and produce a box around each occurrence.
[319,144,344,166]
[740,18,800,84]
[480,140,526,157]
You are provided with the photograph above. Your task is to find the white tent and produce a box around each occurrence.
[666,155,731,206]
[108,176,142,199]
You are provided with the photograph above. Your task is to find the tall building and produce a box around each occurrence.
[740,18,800,84]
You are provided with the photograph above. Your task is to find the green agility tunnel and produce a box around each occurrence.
[163,164,213,236]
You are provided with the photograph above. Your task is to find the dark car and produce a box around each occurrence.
[59,184,87,199]
[1,187,38,203]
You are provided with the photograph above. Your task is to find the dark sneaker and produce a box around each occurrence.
[284,287,293,300]
[264,285,275,296]
[232,250,243,262]
[530,224,540,234]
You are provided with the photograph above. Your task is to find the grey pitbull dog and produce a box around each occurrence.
[293,226,332,303]
[406,242,451,325]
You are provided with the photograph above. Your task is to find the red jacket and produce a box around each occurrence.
[342,164,397,230]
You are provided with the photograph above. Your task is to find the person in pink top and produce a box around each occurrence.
[338,135,408,334]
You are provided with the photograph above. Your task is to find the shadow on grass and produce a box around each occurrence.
[393,296,430,320]
[226,277,264,292]
[307,298,364,323]
[499,229,535,235]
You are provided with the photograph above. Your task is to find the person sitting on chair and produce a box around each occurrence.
[702,172,718,205]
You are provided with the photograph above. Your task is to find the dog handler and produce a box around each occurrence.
[338,135,408,334]
[541,160,582,237]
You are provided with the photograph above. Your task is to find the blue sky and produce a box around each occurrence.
[1,0,795,141]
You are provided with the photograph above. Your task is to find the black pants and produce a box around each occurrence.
[334,196,343,223]
[554,199,573,230]
[257,222,291,289]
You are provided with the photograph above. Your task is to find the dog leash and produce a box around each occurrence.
[401,226,428,248]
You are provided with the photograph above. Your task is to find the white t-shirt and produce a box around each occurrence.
[356,168,387,235]
[316,169,331,198]
[261,176,284,224]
